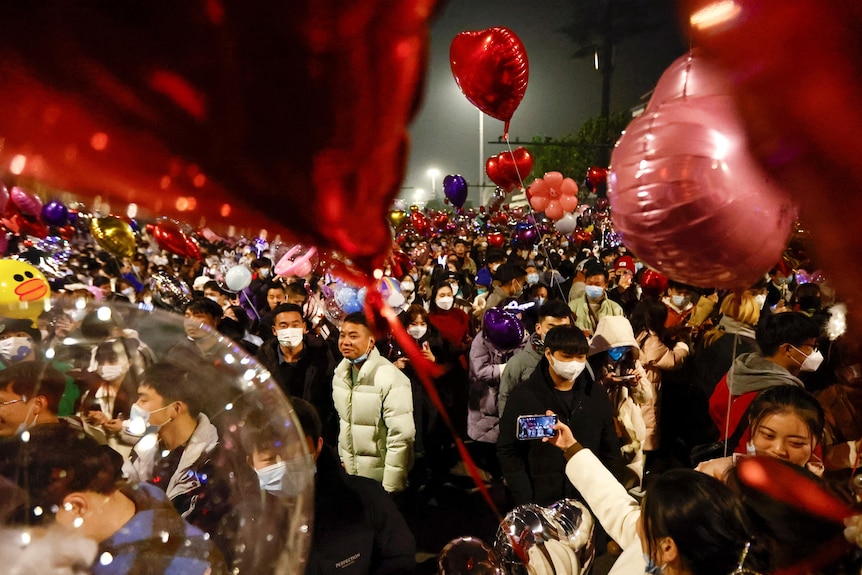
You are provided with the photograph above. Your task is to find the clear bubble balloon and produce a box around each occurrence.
[0,299,313,575]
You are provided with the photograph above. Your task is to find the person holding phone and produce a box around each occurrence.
[497,325,622,506]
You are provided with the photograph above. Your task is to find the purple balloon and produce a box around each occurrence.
[41,199,69,227]
[483,308,524,350]
[443,174,468,209]
[514,221,537,245]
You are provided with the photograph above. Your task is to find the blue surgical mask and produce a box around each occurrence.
[527,273,540,285]
[585,285,604,300]
[256,456,316,497]
[607,347,627,362]
[347,343,373,365]
[643,554,664,575]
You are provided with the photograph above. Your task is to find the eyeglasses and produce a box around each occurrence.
[0,398,26,408]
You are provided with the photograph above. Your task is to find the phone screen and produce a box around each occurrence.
[516,414,558,440]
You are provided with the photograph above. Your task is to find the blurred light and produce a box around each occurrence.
[690,1,741,30]
[193,174,206,188]
[33,507,43,517]
[21,430,30,442]
[97,306,112,321]
[594,49,599,71]
[160,176,171,190]
[90,132,109,151]
[176,197,189,211]
[224,403,234,411]
[427,167,440,177]
[220,204,232,217]
[10,154,26,175]
[21,532,31,545]
[127,203,138,218]
[44,348,55,359]
[223,354,235,364]
[99,553,114,566]
[243,369,255,380]
[73,517,84,528]
[373,269,384,280]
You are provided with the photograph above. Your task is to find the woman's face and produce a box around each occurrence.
[409,316,427,329]
[751,411,814,466]
[436,285,453,300]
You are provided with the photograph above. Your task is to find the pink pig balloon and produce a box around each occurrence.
[275,245,318,278]
[609,52,795,290]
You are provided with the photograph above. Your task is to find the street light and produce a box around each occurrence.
[427,167,440,200]
[414,188,425,206]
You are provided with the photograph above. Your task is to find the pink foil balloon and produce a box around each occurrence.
[275,245,318,278]
[528,171,579,221]
[609,53,796,290]
[10,187,43,217]
[0,184,8,215]
[646,51,730,111]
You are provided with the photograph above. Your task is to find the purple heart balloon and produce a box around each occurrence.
[443,174,468,209]
[41,199,69,227]
[483,307,524,350]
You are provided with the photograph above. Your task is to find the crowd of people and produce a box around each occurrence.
[0,225,861,575]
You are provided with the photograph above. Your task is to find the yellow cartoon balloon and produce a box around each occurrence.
[0,259,50,325]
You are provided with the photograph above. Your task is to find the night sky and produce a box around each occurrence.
[402,0,687,205]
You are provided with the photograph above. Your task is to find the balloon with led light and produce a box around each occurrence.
[609,51,795,290]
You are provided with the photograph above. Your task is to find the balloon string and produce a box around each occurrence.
[503,135,569,302]
[364,292,505,524]
[241,290,261,320]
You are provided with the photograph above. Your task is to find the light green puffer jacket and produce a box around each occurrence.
[332,347,415,493]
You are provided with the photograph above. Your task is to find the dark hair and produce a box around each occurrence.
[543,325,589,356]
[496,263,527,285]
[271,303,305,319]
[429,282,456,312]
[642,469,769,575]
[241,397,321,456]
[203,280,226,295]
[284,282,309,302]
[583,262,608,282]
[292,397,322,442]
[185,297,224,321]
[227,306,251,332]
[264,281,286,294]
[401,304,431,326]
[342,311,368,329]
[0,424,123,524]
[454,238,468,248]
[748,385,825,448]
[139,363,202,418]
[251,257,272,270]
[792,283,821,313]
[0,360,66,414]
[538,300,574,322]
[755,311,820,357]
[630,298,668,340]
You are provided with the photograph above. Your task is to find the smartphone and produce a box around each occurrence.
[616,374,636,381]
[516,414,558,440]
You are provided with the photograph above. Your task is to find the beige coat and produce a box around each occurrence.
[636,330,689,451]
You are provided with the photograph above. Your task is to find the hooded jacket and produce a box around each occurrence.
[709,352,804,448]
[467,330,525,443]
[569,294,624,336]
[497,358,622,505]
[332,347,415,493]
[498,333,544,417]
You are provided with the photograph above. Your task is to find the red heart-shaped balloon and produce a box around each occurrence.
[450,27,529,138]
[153,221,201,260]
[498,147,534,187]
[487,231,505,248]
[485,154,516,191]
[410,211,431,237]
[433,214,449,229]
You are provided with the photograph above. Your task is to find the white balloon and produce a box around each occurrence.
[224,265,252,292]
[555,213,578,235]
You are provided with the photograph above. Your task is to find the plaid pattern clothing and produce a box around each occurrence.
[95,482,227,575]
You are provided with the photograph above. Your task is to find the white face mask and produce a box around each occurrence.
[259,268,271,278]
[527,273,540,285]
[125,403,172,437]
[407,325,427,340]
[256,455,316,497]
[791,345,824,372]
[401,281,415,293]
[97,357,130,382]
[671,294,690,308]
[276,327,304,348]
[0,337,33,362]
[753,293,767,309]
[121,287,136,298]
[206,295,221,304]
[549,356,587,382]
[435,296,454,311]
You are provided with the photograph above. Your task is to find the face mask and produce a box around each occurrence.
[401,281,415,293]
[670,295,689,308]
[533,297,546,307]
[643,554,665,575]
[277,327,304,348]
[347,343,373,365]
[549,356,586,381]
[774,277,787,286]
[512,283,524,298]
[477,288,488,297]
[410,272,419,282]
[0,337,33,362]
[585,285,605,300]
[441,241,447,247]
[526,273,540,285]
[256,458,315,496]
[259,268,271,278]
[131,265,141,275]
[126,403,172,437]
[436,296,454,311]
[449,282,460,295]
[97,357,130,381]
[206,295,221,304]
[407,325,427,340]
[634,261,644,272]
[490,263,501,273]
[753,293,767,309]
[791,345,824,372]
[121,287,136,298]
[607,347,627,362]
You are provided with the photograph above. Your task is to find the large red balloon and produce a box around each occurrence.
[450,27,529,138]
[0,1,437,274]
[498,147,534,187]
[609,52,795,290]
[153,221,202,261]
[485,155,515,192]
[681,0,862,336]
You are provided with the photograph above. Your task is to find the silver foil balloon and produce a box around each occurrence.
[494,504,561,575]
[547,499,596,574]
[148,270,192,313]
[439,536,505,575]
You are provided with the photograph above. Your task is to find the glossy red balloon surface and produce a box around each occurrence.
[450,27,529,138]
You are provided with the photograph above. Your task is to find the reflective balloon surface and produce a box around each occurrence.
[0,299,313,575]
[439,536,505,575]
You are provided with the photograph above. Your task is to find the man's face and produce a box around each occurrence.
[286,293,307,307]
[454,242,466,257]
[536,316,572,341]
[338,322,374,361]
[0,384,37,436]
[585,274,607,289]
[184,310,217,339]
[135,385,173,427]
[267,288,286,310]
[203,287,224,304]
[273,311,306,334]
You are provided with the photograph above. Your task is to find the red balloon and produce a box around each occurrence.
[12,214,48,239]
[609,52,795,290]
[433,213,449,229]
[498,147,534,187]
[585,166,609,195]
[486,231,505,248]
[0,1,436,274]
[573,228,593,245]
[485,155,515,192]
[153,221,201,260]
[410,211,431,237]
[450,27,529,138]
[58,225,76,240]
[640,269,669,298]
